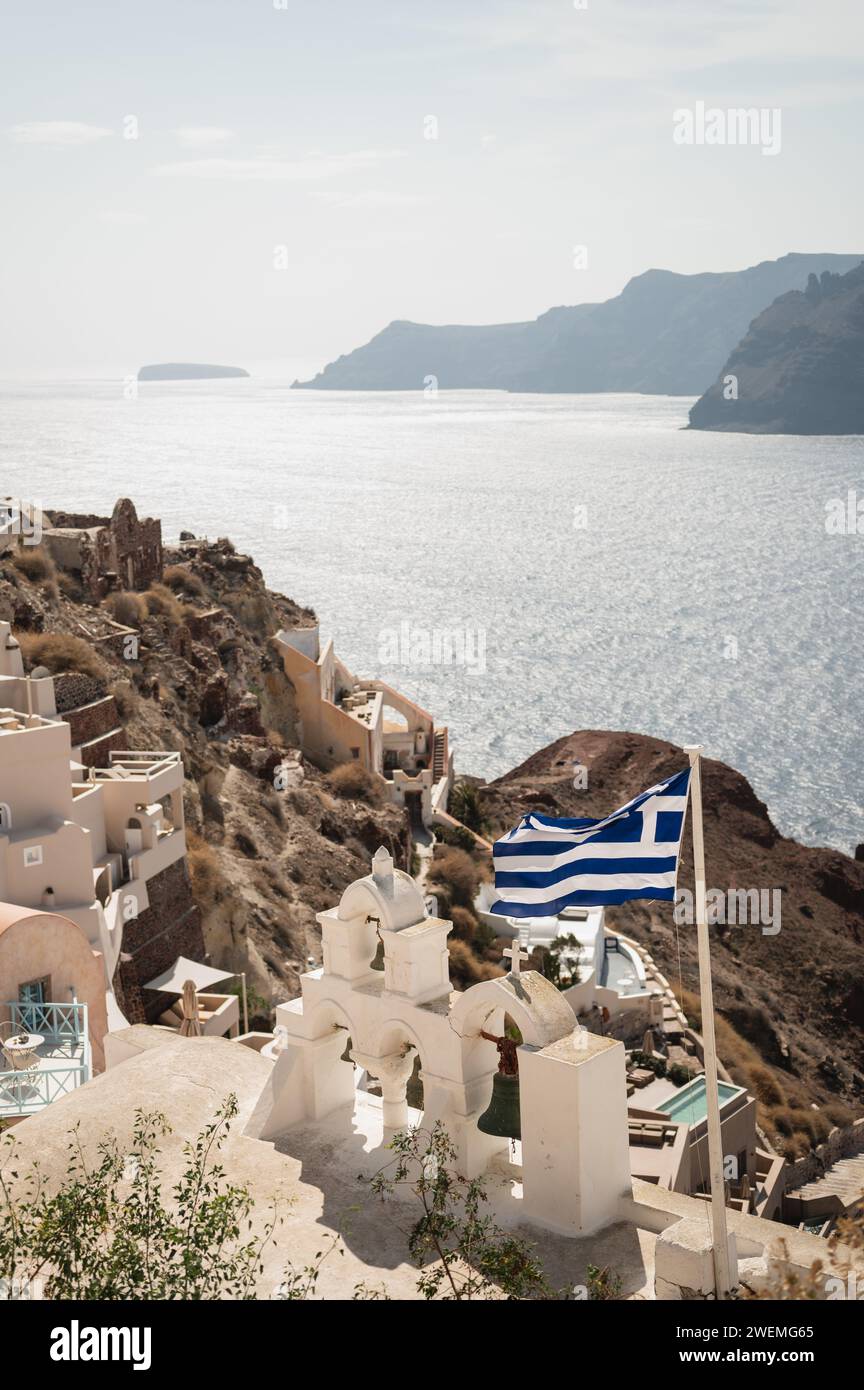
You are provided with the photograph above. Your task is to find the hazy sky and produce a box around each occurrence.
[2,0,862,374]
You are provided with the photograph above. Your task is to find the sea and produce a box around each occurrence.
[2,376,861,854]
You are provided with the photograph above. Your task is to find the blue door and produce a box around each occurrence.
[18,979,46,1032]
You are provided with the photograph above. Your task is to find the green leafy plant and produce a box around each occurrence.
[448,780,484,833]
[0,1095,279,1300]
[585,1262,623,1300]
[368,1121,552,1300]
[629,1050,667,1078]
[667,1063,691,1087]
[436,823,477,853]
[538,933,581,989]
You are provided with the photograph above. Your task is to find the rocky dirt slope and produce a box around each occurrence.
[0,534,408,1018]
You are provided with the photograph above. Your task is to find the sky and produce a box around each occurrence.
[1,0,862,375]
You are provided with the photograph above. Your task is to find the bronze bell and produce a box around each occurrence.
[477,1071,521,1140]
[368,915,385,971]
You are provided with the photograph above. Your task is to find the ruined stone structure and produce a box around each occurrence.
[43,498,163,599]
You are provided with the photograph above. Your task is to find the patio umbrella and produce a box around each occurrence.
[178,980,202,1037]
[642,1028,656,1055]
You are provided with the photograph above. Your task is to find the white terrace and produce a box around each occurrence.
[0,1000,91,1120]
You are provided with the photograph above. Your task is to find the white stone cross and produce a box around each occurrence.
[503,942,531,976]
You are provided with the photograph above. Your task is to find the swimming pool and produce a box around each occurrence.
[655,1077,744,1125]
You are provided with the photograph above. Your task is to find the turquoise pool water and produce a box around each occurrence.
[656,1078,742,1125]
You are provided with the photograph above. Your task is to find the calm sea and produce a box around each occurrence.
[3,378,861,853]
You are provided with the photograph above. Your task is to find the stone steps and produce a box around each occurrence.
[794,1154,864,1209]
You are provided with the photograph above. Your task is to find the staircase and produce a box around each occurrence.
[432,727,447,781]
[793,1153,864,1214]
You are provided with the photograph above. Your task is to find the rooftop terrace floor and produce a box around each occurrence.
[6,1031,658,1298]
[0,1036,89,1118]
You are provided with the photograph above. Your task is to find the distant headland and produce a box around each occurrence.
[137,363,250,382]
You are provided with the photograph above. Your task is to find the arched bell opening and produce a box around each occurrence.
[450,986,549,1172]
[304,999,363,1127]
[477,1013,524,1152]
[361,1021,427,1134]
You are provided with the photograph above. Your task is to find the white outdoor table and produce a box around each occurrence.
[3,1033,44,1070]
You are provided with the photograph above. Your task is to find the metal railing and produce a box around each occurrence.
[0,1064,89,1118]
[5,999,86,1041]
[90,750,182,781]
[0,1001,90,1118]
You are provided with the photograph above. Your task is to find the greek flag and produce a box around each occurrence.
[491,768,691,918]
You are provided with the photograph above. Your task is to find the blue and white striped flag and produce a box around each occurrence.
[491,767,691,918]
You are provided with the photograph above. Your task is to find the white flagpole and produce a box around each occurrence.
[684,745,733,1298]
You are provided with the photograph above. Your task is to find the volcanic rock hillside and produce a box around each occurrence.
[0,534,408,1017]
[689,260,864,434]
[294,253,863,395]
[477,730,864,1149]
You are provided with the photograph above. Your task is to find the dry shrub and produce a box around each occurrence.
[324,762,382,803]
[790,1108,832,1147]
[163,564,205,597]
[11,546,55,583]
[105,590,147,627]
[262,790,284,824]
[18,632,106,680]
[770,1107,796,1138]
[223,591,273,635]
[676,988,702,1028]
[773,1130,812,1161]
[110,680,138,720]
[233,830,258,859]
[56,571,84,601]
[447,938,503,989]
[746,1064,786,1108]
[823,1102,857,1129]
[428,846,478,909]
[770,1106,832,1148]
[448,905,477,942]
[186,830,227,913]
[674,987,767,1075]
[144,583,183,624]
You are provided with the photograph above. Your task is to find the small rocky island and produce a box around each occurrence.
[138,363,250,382]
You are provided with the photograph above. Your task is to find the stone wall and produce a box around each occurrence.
[77,726,124,769]
[785,1116,864,1191]
[184,607,225,642]
[53,670,106,713]
[64,694,119,749]
[113,858,205,1025]
[102,497,162,592]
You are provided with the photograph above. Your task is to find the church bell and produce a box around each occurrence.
[477,1071,521,1141]
[368,916,385,971]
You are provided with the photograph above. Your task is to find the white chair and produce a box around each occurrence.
[0,1021,40,1072]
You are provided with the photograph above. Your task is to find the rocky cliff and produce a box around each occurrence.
[294,253,863,395]
[689,261,864,434]
[477,729,864,1143]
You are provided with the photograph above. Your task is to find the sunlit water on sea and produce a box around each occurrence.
[3,379,861,853]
